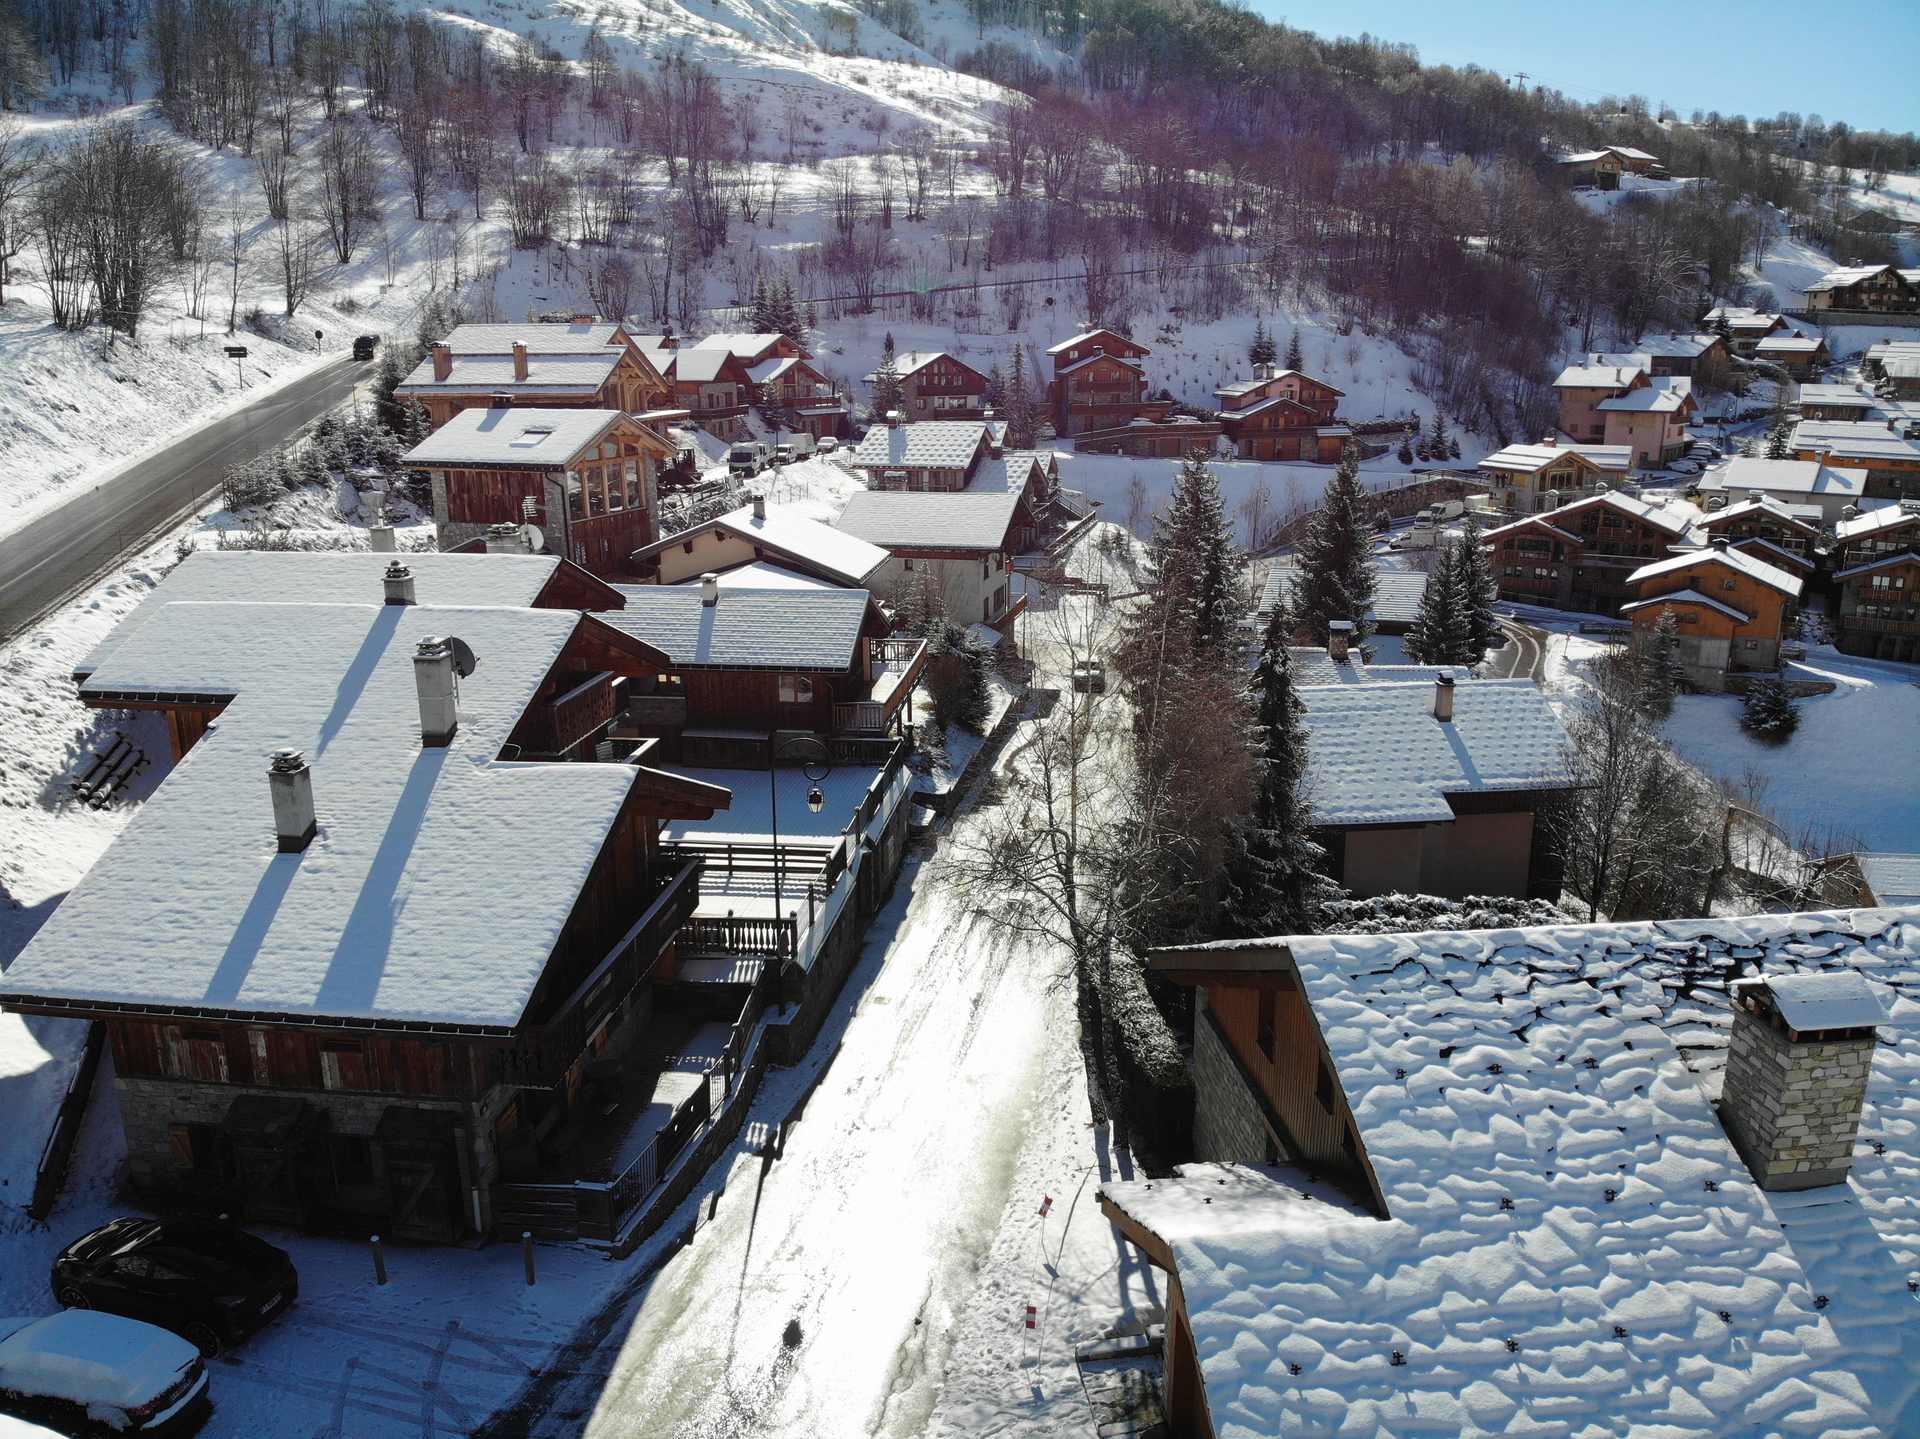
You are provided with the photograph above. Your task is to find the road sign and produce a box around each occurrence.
[224,345,249,358]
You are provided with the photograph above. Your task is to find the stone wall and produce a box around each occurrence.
[1719,1008,1875,1191]
[1189,996,1269,1164]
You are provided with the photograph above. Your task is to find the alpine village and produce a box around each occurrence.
[1,0,1919,1435]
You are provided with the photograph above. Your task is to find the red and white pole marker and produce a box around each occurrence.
[1024,1304,1037,1331]
[1039,1195,1053,1218]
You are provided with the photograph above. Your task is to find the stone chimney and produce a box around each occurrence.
[383,560,415,605]
[1433,673,1455,722]
[268,749,316,853]
[1720,971,1885,1191]
[512,342,530,382]
[485,521,530,555]
[701,573,719,606]
[413,636,460,747]
[1328,619,1353,663]
[751,493,766,522]
[431,343,452,381]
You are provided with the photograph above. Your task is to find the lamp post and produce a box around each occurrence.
[768,734,830,942]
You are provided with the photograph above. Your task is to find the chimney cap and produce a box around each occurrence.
[1734,972,1886,1036]
[1328,619,1355,633]
[270,747,307,773]
[700,572,719,606]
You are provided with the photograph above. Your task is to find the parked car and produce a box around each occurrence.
[0,1312,209,1436]
[52,1218,297,1356]
[351,335,378,361]
[727,443,767,479]
[769,443,797,466]
[815,435,839,454]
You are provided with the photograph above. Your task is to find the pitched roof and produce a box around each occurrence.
[401,407,625,466]
[1114,906,1920,1439]
[1801,263,1908,293]
[1756,334,1828,354]
[1726,535,1815,572]
[1797,383,1879,409]
[1619,587,1751,623]
[598,586,871,670]
[669,561,837,591]
[1056,351,1143,378]
[1596,376,1691,413]
[1634,332,1719,359]
[697,332,793,361]
[1260,563,1425,627]
[1285,651,1471,685]
[1215,369,1345,400]
[631,503,886,587]
[1,602,726,1029]
[1711,456,1868,497]
[865,350,983,382]
[1044,328,1141,355]
[662,348,736,384]
[746,356,803,384]
[1478,442,1633,475]
[1858,854,1920,906]
[437,322,626,354]
[1836,503,1920,542]
[1296,677,1575,825]
[394,352,621,394]
[1696,495,1823,535]
[1626,544,1804,598]
[75,551,590,679]
[1794,421,1920,465]
[1835,550,1920,581]
[1554,362,1643,389]
[834,490,1024,552]
[1483,490,1696,541]
[847,420,990,471]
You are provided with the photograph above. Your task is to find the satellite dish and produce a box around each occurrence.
[447,637,479,679]
[523,522,545,553]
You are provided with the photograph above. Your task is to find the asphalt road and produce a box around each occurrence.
[1489,616,1548,682]
[0,355,368,643]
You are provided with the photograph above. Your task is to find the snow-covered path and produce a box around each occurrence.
[498,688,1161,1437]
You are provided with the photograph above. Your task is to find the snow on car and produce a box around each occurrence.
[0,1312,209,1436]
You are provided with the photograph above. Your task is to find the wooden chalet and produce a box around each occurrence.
[0,584,734,1242]
[866,351,990,422]
[1214,366,1348,462]
[600,583,926,765]
[1833,499,1920,660]
[1483,491,1697,615]
[1702,308,1788,357]
[1754,331,1830,380]
[1556,149,1625,189]
[636,343,761,440]
[1477,439,1634,515]
[1622,540,1803,690]
[1800,264,1920,317]
[1044,328,1166,437]
[402,408,675,579]
[1792,420,1920,500]
[748,354,848,438]
[393,320,669,431]
[835,488,1034,630]
[843,416,1046,499]
[629,495,889,591]
[1693,496,1822,561]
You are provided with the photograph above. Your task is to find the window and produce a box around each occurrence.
[331,1135,375,1186]
[320,1040,372,1091]
[163,1026,227,1082]
[778,675,814,704]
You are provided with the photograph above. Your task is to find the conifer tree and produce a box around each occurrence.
[1283,328,1303,373]
[749,275,774,333]
[1145,450,1243,656]
[1741,676,1799,742]
[1454,511,1499,661]
[775,275,804,349]
[1405,544,1470,664]
[1249,316,1276,370]
[869,333,903,421]
[372,348,409,434]
[1221,599,1337,937]
[1291,444,1378,644]
[1397,432,1414,465]
[983,361,1006,410]
[1004,345,1035,447]
[1635,609,1685,719]
[1429,409,1449,454]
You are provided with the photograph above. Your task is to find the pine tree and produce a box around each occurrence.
[776,275,804,349]
[1448,436,1461,460]
[1283,328,1303,373]
[1221,599,1337,937]
[1405,545,1471,664]
[1741,676,1800,743]
[1454,511,1499,662]
[749,275,774,334]
[869,334,903,422]
[1004,346,1035,447]
[1248,316,1276,370]
[372,349,409,433]
[983,361,1006,410]
[1765,417,1792,459]
[1397,433,1414,465]
[1429,410,1449,454]
[1145,450,1244,656]
[1291,444,1378,644]
[955,636,993,734]
[1635,609,1684,719]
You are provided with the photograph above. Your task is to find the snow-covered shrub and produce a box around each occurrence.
[1740,678,1800,744]
[1316,893,1569,935]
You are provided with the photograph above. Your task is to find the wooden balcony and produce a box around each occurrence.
[523,672,617,756]
[1842,613,1920,636]
[834,637,927,734]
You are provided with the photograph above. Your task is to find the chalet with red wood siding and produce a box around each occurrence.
[864,351,990,421]
[1215,366,1349,462]
[392,320,669,431]
[1483,491,1697,615]
[1045,328,1167,436]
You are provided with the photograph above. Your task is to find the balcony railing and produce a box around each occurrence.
[524,672,617,756]
[1843,614,1920,635]
[497,857,703,1088]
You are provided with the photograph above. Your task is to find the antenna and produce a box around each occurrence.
[447,637,478,679]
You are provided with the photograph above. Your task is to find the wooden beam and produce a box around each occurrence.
[1156,968,1299,990]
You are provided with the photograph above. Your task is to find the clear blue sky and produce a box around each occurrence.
[1253,0,1920,136]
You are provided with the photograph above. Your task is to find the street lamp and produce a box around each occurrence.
[768,733,832,938]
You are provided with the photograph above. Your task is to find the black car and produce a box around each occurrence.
[52,1218,297,1356]
[352,334,377,360]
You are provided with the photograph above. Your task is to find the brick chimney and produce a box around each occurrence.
[268,749,315,853]
[413,636,460,746]
[512,342,529,382]
[701,573,719,606]
[383,560,415,605]
[1720,971,1885,1191]
[1328,619,1353,663]
[1433,673,1455,721]
[431,343,452,381]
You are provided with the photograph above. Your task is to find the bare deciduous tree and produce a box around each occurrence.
[315,116,379,263]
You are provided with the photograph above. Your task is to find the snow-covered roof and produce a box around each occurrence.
[966,453,1044,495]
[76,551,581,679]
[1697,495,1823,534]
[834,490,1023,552]
[1296,677,1575,825]
[1798,383,1878,409]
[1605,144,1658,161]
[864,350,981,383]
[669,561,836,591]
[634,503,886,586]
[1484,490,1695,541]
[1260,564,1424,626]
[1626,544,1803,599]
[1112,907,1920,1439]
[1056,351,1143,378]
[1794,421,1920,465]
[599,586,870,670]
[1858,854,1920,907]
[2,602,729,1029]
[1596,378,1690,413]
[394,352,620,394]
[1635,332,1718,359]
[1755,334,1828,355]
[1479,442,1633,474]
[1214,369,1344,400]
[663,348,736,384]
[1727,535,1815,571]
[1586,350,1653,372]
[1553,362,1642,389]
[1045,328,1140,356]
[437,322,626,354]
[1286,651,1470,685]
[698,332,790,360]
[1556,148,1613,164]
[1837,504,1920,541]
[1801,263,1910,294]
[1834,550,1920,582]
[846,420,990,471]
[746,356,802,384]
[401,407,625,466]
[1711,456,1868,497]
[1618,587,1750,623]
